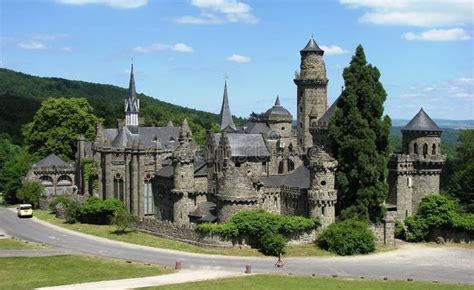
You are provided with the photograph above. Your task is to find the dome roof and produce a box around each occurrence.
[264,96,292,122]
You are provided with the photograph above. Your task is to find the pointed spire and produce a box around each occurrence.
[274,95,281,106]
[219,80,237,131]
[300,36,324,55]
[179,119,193,143]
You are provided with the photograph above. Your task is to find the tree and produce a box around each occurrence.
[447,129,474,212]
[328,45,391,223]
[23,97,99,161]
[0,147,34,204]
[16,181,43,208]
[112,207,138,233]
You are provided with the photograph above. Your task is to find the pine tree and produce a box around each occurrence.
[329,45,391,223]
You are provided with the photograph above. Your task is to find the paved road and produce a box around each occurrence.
[1,208,473,284]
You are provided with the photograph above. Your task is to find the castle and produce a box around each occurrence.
[76,37,445,227]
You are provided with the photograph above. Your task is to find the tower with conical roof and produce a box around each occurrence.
[294,36,328,151]
[388,108,446,220]
[219,81,237,132]
[125,63,140,127]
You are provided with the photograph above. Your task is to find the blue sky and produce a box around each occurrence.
[1,0,473,120]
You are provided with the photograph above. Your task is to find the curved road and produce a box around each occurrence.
[1,208,473,284]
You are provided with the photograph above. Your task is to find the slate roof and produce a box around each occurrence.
[402,108,442,132]
[34,154,70,168]
[124,63,139,113]
[105,126,180,149]
[318,94,342,126]
[264,96,292,119]
[189,201,217,222]
[241,121,271,135]
[215,133,270,157]
[155,160,208,178]
[219,81,237,131]
[260,165,310,189]
[301,37,324,54]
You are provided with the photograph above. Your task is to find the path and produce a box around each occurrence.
[1,208,473,284]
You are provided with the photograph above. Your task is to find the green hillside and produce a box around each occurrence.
[0,68,243,144]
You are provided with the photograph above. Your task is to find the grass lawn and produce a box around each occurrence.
[0,238,44,250]
[147,274,473,290]
[0,255,173,290]
[34,210,391,257]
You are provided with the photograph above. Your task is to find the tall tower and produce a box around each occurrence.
[125,63,140,127]
[294,37,328,151]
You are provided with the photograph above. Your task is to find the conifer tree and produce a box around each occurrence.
[328,45,391,223]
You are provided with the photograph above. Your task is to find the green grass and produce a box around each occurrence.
[34,210,389,257]
[0,238,44,250]
[147,274,473,290]
[0,255,173,290]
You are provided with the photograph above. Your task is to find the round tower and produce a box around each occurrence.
[307,146,338,228]
[294,36,328,151]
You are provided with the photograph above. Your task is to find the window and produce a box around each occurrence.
[39,175,54,186]
[287,159,295,172]
[432,144,436,155]
[407,177,412,188]
[423,143,428,156]
[144,179,154,215]
[320,180,326,186]
[299,106,303,113]
[414,143,418,154]
[281,127,285,130]
[278,161,285,174]
[261,162,267,173]
[299,122,303,129]
[113,176,124,201]
[57,175,72,186]
[321,206,325,216]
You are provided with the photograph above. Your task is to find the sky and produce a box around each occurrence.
[1,0,473,120]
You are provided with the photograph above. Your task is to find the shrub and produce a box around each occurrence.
[79,197,125,225]
[259,232,287,256]
[316,219,375,256]
[64,200,81,224]
[404,216,428,242]
[49,196,74,213]
[16,181,43,208]
[196,210,318,256]
[112,207,138,233]
[394,219,406,240]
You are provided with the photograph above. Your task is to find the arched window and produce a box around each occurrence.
[432,144,436,155]
[57,175,72,186]
[278,160,285,174]
[39,175,54,186]
[287,159,295,172]
[414,143,418,154]
[423,143,428,156]
[113,174,124,201]
[144,177,154,215]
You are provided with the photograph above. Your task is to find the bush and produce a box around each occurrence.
[65,201,81,224]
[112,207,138,233]
[259,232,287,256]
[196,210,318,256]
[49,196,74,213]
[404,194,474,242]
[16,181,43,208]
[394,219,406,240]
[316,219,375,256]
[79,197,125,225]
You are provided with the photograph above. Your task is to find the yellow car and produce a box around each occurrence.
[17,204,33,218]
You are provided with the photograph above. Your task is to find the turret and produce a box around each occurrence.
[307,146,338,228]
[263,96,292,140]
[294,36,328,151]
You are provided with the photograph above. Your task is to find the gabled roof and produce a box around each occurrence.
[301,37,324,54]
[215,133,270,157]
[318,94,342,126]
[34,153,69,168]
[260,166,310,189]
[105,126,180,149]
[219,81,237,131]
[242,121,271,135]
[402,108,442,132]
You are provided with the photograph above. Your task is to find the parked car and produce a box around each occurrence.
[17,204,33,218]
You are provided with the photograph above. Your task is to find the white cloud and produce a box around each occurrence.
[402,28,471,41]
[56,0,147,9]
[175,0,258,25]
[340,0,473,27]
[62,46,72,52]
[320,45,349,56]
[134,43,194,53]
[32,33,69,41]
[17,41,48,50]
[172,43,194,53]
[227,54,251,63]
